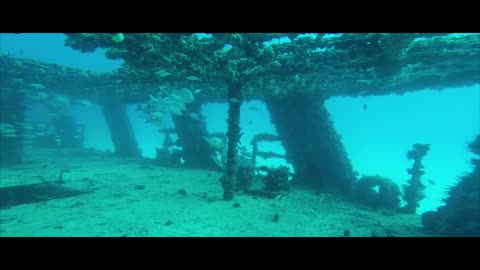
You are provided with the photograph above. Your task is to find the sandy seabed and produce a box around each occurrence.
[0,147,429,237]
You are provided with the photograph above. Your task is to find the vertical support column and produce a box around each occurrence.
[53,115,83,148]
[101,102,141,157]
[220,82,243,200]
[172,101,217,169]
[0,92,24,166]
[265,95,356,194]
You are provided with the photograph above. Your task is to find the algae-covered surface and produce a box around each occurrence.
[2,33,479,104]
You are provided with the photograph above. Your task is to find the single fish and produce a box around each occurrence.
[188,113,201,121]
[54,96,70,104]
[79,100,93,106]
[0,128,17,134]
[35,91,49,100]
[186,76,200,81]
[156,69,171,77]
[30,83,46,89]
[112,33,125,43]
[149,94,159,103]
[0,123,15,129]
[363,104,368,111]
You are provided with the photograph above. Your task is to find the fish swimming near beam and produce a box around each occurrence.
[112,33,125,43]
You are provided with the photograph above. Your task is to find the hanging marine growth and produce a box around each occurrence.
[402,143,430,214]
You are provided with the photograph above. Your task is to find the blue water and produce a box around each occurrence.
[325,86,480,214]
[0,33,122,72]
[3,33,479,215]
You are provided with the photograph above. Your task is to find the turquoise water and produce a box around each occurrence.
[1,33,478,236]
[65,85,479,215]
[326,86,480,214]
[3,33,479,214]
[0,33,122,72]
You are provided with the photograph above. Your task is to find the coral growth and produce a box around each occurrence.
[153,133,184,166]
[234,163,255,191]
[351,175,401,211]
[402,143,430,213]
[218,159,255,194]
[422,135,480,236]
[261,166,290,192]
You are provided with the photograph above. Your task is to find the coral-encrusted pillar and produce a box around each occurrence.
[265,95,356,194]
[101,101,141,157]
[220,82,243,200]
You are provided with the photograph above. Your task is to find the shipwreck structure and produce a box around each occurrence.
[1,33,479,200]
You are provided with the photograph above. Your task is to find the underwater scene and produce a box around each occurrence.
[0,33,479,237]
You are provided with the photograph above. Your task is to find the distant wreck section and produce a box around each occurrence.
[1,33,479,200]
[0,91,25,165]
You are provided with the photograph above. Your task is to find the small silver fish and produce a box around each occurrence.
[112,33,124,43]
[54,96,70,104]
[0,128,17,134]
[188,113,201,121]
[0,123,15,129]
[156,69,171,77]
[186,76,200,81]
[79,100,93,106]
[30,83,46,89]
